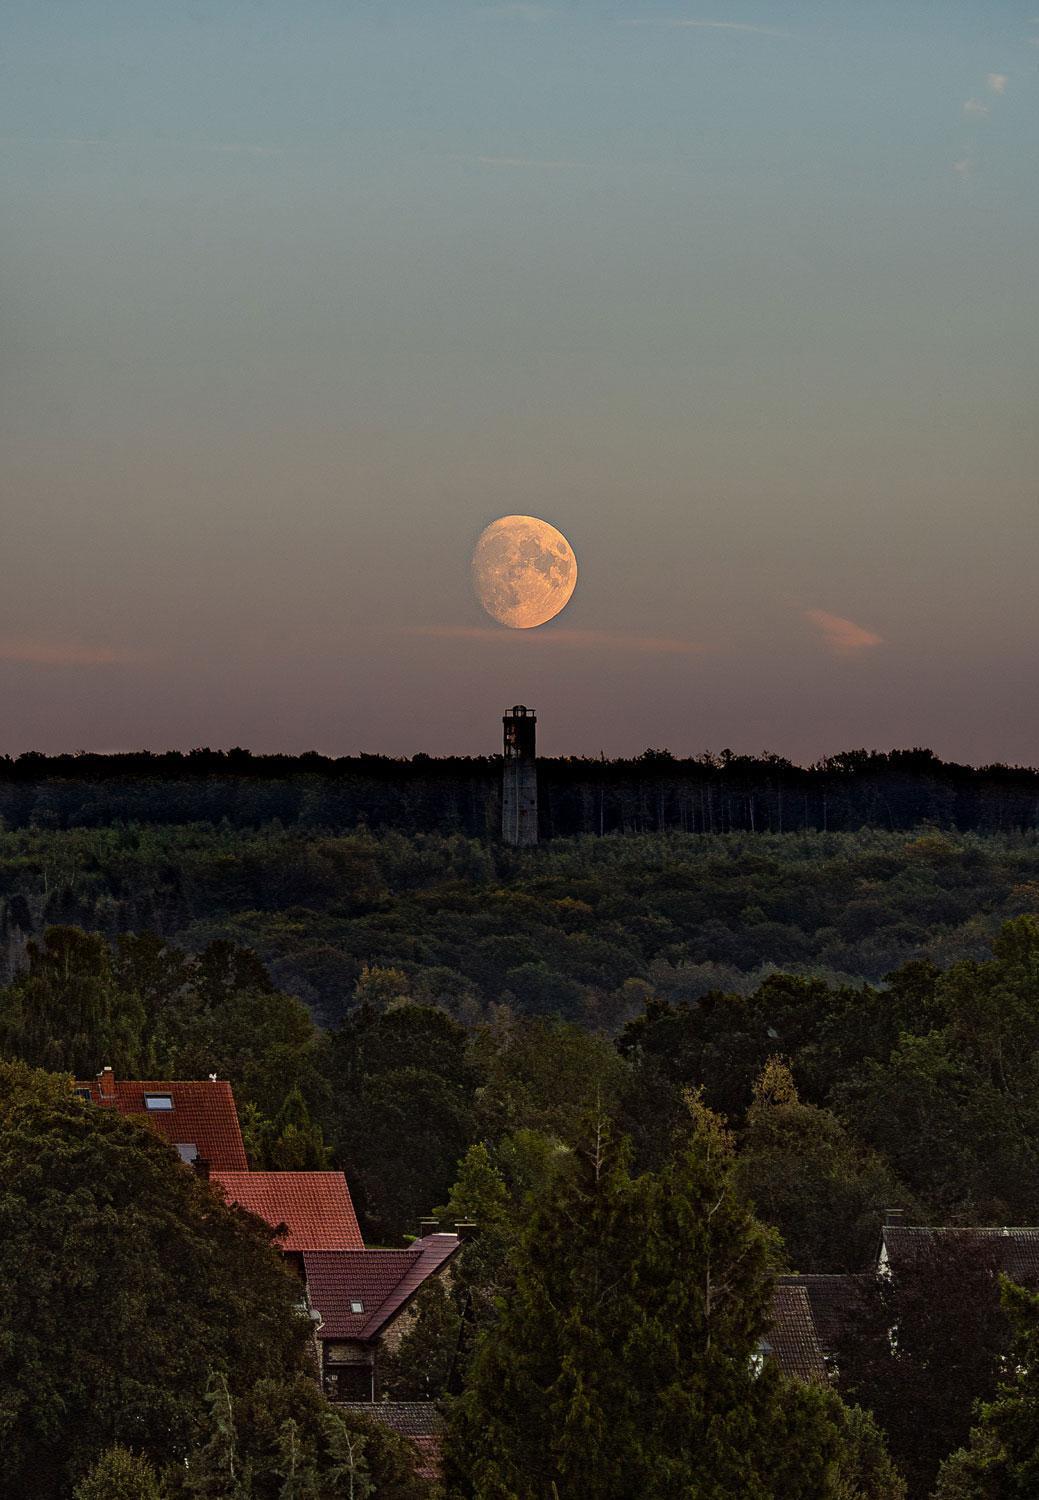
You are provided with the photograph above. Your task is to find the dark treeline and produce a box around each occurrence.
[4,744,1039,833]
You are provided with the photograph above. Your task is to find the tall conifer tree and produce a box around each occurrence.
[443,1099,894,1499]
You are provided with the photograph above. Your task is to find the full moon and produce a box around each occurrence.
[471,515,578,629]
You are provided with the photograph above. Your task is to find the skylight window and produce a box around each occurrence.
[350,1301,364,1314]
[144,1094,174,1110]
[73,1088,92,1101]
[176,1143,198,1163]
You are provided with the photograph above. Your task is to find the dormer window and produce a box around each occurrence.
[144,1094,173,1110]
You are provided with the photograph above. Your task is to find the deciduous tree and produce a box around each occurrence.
[0,1059,309,1498]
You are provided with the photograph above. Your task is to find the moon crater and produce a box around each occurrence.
[471,515,578,629]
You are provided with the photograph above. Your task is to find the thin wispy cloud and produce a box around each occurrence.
[963,98,989,117]
[803,610,883,655]
[407,625,707,655]
[620,18,791,37]
[987,72,1008,94]
[0,638,140,668]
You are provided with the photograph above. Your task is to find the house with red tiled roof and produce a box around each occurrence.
[304,1230,463,1402]
[212,1171,364,1255]
[75,1066,248,1171]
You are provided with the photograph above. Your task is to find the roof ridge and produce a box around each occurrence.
[886,1225,1039,1233]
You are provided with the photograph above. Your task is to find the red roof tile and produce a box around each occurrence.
[76,1069,248,1171]
[212,1172,364,1252]
[304,1234,461,1342]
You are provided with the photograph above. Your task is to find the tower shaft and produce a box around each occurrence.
[502,705,538,846]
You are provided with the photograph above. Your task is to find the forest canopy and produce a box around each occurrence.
[2,821,1039,1022]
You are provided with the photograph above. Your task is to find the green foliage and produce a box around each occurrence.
[931,1278,1039,1500]
[734,1059,909,1271]
[0,1059,310,1499]
[352,965,412,1011]
[225,1375,429,1500]
[73,1446,163,1500]
[829,1401,907,1500]
[4,823,1037,1023]
[470,1012,627,1143]
[246,1087,332,1171]
[837,919,1039,1222]
[439,1141,521,1321]
[443,1102,887,1499]
[379,1276,464,1400]
[184,1371,249,1496]
[176,1373,425,1499]
[326,1003,478,1240]
[0,926,147,1077]
[6,827,1039,1491]
[436,1132,574,1375]
[0,926,327,1126]
[837,1235,1010,1498]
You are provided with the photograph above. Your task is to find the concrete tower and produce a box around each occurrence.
[502,705,538,845]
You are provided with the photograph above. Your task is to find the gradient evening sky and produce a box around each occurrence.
[3,1,1037,761]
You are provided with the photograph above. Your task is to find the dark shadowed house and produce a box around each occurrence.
[765,1282,829,1382]
[879,1222,1039,1283]
[776,1273,864,1369]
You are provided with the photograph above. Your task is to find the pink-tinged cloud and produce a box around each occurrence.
[0,638,139,667]
[407,625,707,655]
[803,609,883,654]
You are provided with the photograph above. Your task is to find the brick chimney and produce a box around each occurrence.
[96,1066,116,1101]
[455,1220,478,1242]
[883,1208,905,1228]
[418,1217,440,1240]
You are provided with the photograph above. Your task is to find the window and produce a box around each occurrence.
[350,1300,364,1313]
[175,1143,198,1163]
[73,1088,92,1101]
[144,1094,173,1110]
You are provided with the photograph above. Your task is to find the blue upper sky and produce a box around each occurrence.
[2,2,1037,760]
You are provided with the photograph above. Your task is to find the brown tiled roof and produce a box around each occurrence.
[76,1071,247,1171]
[211,1172,364,1252]
[777,1274,863,1356]
[882,1226,1039,1283]
[304,1234,461,1342]
[341,1404,445,1483]
[767,1283,828,1383]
